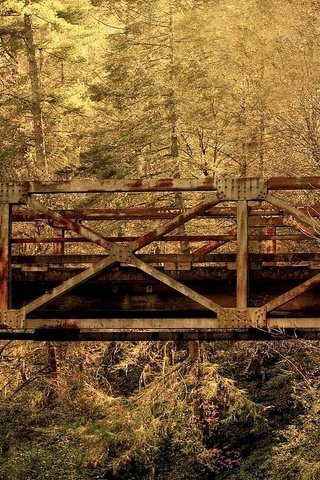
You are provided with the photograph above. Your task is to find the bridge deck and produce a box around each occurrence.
[0,176,319,340]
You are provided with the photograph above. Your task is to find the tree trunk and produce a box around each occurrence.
[46,342,58,407]
[168,2,189,254]
[24,13,47,173]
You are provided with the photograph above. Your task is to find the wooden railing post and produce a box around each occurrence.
[237,200,248,309]
[0,203,11,310]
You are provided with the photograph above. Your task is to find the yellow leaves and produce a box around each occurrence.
[61,82,94,113]
[4,0,106,55]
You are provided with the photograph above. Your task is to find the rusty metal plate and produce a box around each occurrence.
[247,307,267,327]
[216,178,267,201]
[0,183,28,204]
[0,309,26,328]
[109,244,135,263]
[217,307,267,328]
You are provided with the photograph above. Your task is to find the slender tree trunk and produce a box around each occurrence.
[168,2,189,254]
[46,341,58,406]
[24,12,47,173]
[259,109,265,176]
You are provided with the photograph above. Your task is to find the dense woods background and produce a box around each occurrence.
[0,1,320,479]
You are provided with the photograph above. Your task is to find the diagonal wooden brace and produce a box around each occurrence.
[192,227,237,256]
[283,214,320,239]
[131,256,220,313]
[266,193,319,235]
[264,272,320,313]
[131,194,221,250]
[23,256,117,314]
[27,197,115,252]
[20,194,222,315]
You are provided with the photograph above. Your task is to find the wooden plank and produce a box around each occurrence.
[12,204,320,221]
[12,233,312,244]
[22,176,320,193]
[15,266,319,283]
[264,272,320,313]
[237,201,248,309]
[22,317,320,330]
[11,235,236,244]
[27,178,217,193]
[25,317,219,329]
[267,176,320,190]
[268,318,320,328]
[12,207,185,221]
[10,252,320,265]
[0,204,10,309]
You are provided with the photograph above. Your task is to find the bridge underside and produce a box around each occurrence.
[0,176,319,341]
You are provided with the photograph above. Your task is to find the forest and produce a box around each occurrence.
[0,0,320,479]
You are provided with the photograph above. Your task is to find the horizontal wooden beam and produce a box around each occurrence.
[268,318,320,328]
[12,205,320,221]
[27,178,217,193]
[21,176,320,193]
[10,234,314,244]
[11,203,320,221]
[16,316,320,330]
[266,177,320,190]
[11,266,320,284]
[10,252,320,265]
[11,205,281,221]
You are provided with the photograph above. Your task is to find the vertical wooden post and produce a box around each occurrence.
[237,200,248,309]
[0,203,10,310]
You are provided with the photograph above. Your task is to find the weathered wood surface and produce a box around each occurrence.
[237,201,248,309]
[21,317,320,330]
[10,234,317,244]
[0,204,10,309]
[21,176,320,193]
[0,176,319,340]
[11,252,320,265]
[11,205,320,221]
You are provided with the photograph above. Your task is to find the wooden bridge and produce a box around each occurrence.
[0,176,320,341]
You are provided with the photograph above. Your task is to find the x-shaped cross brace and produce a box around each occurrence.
[22,194,222,315]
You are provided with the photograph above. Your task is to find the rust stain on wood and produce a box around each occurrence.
[1,176,319,338]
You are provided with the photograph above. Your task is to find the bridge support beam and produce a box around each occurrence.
[0,203,10,310]
[237,200,248,309]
